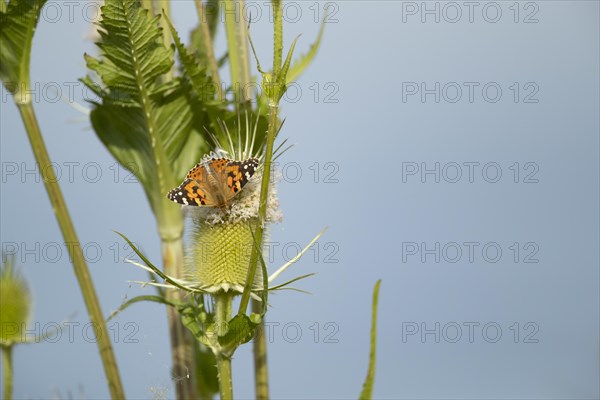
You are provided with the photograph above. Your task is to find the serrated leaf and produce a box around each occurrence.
[89,1,173,96]
[165,13,211,96]
[0,0,47,100]
[81,0,207,231]
[164,12,235,174]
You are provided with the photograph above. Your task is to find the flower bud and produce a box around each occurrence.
[0,258,32,344]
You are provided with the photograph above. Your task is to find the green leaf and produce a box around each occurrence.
[90,1,173,96]
[178,302,210,341]
[81,0,210,236]
[279,35,300,88]
[90,104,156,192]
[248,226,269,316]
[192,339,219,398]
[163,11,223,172]
[218,314,258,349]
[359,280,382,400]
[153,82,206,181]
[259,251,269,315]
[165,13,212,100]
[287,15,326,84]
[0,0,47,101]
[107,295,179,321]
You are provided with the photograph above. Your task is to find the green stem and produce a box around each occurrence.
[217,353,233,400]
[194,0,224,101]
[240,1,285,396]
[238,101,278,315]
[2,346,13,400]
[238,0,284,327]
[222,0,252,107]
[16,102,125,399]
[162,237,199,400]
[242,1,286,391]
[251,300,269,399]
[215,293,234,399]
[272,0,283,76]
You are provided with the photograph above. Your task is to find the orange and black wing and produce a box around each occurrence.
[223,158,260,194]
[167,177,213,206]
[167,157,259,207]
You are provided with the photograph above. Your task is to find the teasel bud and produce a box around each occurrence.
[0,257,32,345]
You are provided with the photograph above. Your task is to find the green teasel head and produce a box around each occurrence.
[188,218,262,294]
[0,256,32,345]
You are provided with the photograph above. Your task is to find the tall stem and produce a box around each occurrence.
[162,237,199,400]
[194,0,224,100]
[272,0,283,76]
[16,102,125,399]
[239,4,285,398]
[216,353,233,400]
[215,293,234,399]
[222,0,252,107]
[238,101,279,400]
[2,346,13,400]
[252,300,269,399]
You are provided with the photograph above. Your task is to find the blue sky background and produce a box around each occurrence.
[1,1,599,399]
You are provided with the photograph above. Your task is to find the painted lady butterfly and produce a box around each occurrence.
[167,158,259,207]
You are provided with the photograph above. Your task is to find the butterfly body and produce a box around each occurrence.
[167,158,259,207]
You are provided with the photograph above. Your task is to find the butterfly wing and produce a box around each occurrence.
[167,158,259,207]
[185,162,208,180]
[205,158,259,205]
[167,177,212,206]
[224,158,259,194]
